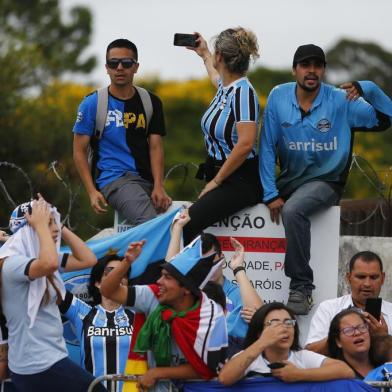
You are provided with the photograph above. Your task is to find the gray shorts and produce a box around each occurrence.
[100,172,157,226]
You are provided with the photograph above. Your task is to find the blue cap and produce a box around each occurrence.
[9,201,33,234]
[162,236,222,296]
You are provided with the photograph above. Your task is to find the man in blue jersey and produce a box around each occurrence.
[73,38,171,226]
[259,44,392,315]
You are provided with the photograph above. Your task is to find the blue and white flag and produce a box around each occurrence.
[61,207,180,363]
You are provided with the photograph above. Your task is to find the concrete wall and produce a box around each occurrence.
[339,236,392,301]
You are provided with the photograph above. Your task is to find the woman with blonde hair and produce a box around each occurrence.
[183,27,263,243]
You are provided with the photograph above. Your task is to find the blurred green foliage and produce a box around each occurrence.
[0,2,391,238]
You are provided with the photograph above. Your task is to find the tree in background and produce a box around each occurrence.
[326,39,392,199]
[0,0,98,234]
[326,39,392,96]
[1,11,392,238]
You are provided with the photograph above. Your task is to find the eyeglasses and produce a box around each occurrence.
[103,266,115,276]
[340,323,369,337]
[106,58,137,69]
[264,319,296,327]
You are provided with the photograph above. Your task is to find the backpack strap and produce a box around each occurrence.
[135,86,153,130]
[95,86,153,136]
[95,87,109,139]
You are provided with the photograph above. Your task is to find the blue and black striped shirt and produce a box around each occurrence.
[201,77,260,161]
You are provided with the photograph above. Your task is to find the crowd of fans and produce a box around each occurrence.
[1,25,392,392]
[1,200,392,391]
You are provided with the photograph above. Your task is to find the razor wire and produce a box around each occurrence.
[0,160,203,233]
[340,153,392,227]
[0,155,391,233]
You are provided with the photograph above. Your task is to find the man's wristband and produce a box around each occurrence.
[233,266,246,276]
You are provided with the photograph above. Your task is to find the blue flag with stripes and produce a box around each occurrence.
[61,206,181,283]
[60,207,180,363]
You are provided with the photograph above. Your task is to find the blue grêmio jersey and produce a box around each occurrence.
[201,77,259,161]
[60,291,145,391]
[259,81,392,203]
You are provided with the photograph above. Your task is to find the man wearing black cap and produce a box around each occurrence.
[259,44,392,315]
[100,239,228,391]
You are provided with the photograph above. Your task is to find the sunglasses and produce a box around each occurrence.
[106,58,137,69]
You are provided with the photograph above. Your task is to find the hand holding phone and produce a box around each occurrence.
[365,297,382,321]
[173,33,198,47]
[267,362,286,369]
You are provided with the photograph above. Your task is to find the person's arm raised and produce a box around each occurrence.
[165,209,191,261]
[61,226,97,271]
[219,324,287,385]
[230,237,263,311]
[26,200,58,279]
[187,32,219,88]
[100,241,145,304]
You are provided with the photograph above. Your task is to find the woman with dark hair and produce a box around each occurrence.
[182,27,263,244]
[0,198,103,392]
[327,308,374,379]
[60,251,147,392]
[219,302,353,385]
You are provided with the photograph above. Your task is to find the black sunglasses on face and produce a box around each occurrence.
[106,58,137,69]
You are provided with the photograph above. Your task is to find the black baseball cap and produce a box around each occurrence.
[292,44,326,67]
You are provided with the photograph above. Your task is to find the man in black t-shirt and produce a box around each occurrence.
[73,38,171,226]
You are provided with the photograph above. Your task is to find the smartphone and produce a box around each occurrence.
[267,362,286,369]
[365,297,382,321]
[173,33,197,47]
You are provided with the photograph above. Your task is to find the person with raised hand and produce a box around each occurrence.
[59,251,148,392]
[259,44,392,315]
[219,302,354,385]
[181,27,262,244]
[306,251,392,355]
[0,197,104,392]
[166,210,263,356]
[101,237,228,392]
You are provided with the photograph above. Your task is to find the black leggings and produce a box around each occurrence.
[183,168,261,244]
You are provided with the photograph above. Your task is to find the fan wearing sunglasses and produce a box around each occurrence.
[327,309,375,380]
[59,252,147,392]
[73,38,171,228]
[219,302,354,385]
